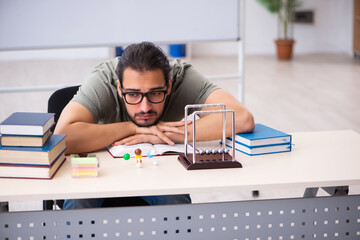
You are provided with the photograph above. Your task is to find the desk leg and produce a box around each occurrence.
[303,187,319,198]
[0,202,8,212]
[323,186,349,196]
[304,186,349,198]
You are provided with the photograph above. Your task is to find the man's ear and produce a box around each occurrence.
[166,78,173,95]
[116,80,122,97]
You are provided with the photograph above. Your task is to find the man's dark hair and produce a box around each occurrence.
[116,42,171,88]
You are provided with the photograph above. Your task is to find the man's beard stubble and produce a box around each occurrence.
[130,110,160,127]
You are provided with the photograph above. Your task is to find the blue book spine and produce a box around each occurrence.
[231,123,292,147]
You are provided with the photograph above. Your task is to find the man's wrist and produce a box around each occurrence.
[129,121,137,135]
[111,121,138,143]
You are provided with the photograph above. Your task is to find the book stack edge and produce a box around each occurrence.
[0,112,67,179]
[225,123,292,156]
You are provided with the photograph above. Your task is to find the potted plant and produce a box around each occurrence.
[257,0,302,60]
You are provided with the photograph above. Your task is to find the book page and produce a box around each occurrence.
[153,143,193,155]
[107,143,155,157]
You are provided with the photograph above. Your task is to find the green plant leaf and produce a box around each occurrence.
[256,0,281,14]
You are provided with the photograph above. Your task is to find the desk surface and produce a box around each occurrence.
[1,130,360,201]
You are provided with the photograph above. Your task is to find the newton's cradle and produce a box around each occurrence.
[177,104,242,170]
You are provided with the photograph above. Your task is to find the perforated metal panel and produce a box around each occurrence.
[1,195,359,240]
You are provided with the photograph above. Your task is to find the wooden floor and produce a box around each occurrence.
[0,53,359,208]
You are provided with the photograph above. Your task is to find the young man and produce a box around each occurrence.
[55,42,254,209]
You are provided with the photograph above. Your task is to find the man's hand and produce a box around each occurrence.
[114,133,166,146]
[113,120,191,146]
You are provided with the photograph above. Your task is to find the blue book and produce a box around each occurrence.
[0,112,55,136]
[229,124,291,147]
[225,139,291,156]
[0,152,66,179]
[0,134,66,165]
[225,124,292,156]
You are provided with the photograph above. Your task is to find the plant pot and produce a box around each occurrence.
[275,39,295,60]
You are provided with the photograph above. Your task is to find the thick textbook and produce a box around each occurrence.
[107,143,191,158]
[0,152,66,179]
[0,129,52,147]
[0,134,66,165]
[0,112,55,136]
[230,124,291,147]
[225,139,291,156]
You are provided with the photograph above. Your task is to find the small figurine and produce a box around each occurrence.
[123,153,130,160]
[135,148,142,168]
[147,150,158,166]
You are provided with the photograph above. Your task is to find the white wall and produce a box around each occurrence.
[293,0,353,55]
[191,0,354,56]
[0,0,354,59]
[0,47,111,61]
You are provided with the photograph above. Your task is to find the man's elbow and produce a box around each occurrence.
[54,121,81,153]
[54,125,65,135]
[236,112,255,134]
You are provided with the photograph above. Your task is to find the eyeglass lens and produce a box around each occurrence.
[125,91,166,104]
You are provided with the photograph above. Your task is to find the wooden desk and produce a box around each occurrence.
[1,130,360,240]
[1,130,360,202]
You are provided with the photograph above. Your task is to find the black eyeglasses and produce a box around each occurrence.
[121,88,168,105]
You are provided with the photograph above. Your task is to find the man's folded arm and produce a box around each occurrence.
[166,89,255,143]
[55,101,187,153]
[202,88,255,135]
[54,101,136,154]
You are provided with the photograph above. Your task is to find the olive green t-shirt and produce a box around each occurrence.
[72,58,219,124]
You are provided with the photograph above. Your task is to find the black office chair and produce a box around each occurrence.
[44,85,149,210]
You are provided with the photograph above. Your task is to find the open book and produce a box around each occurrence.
[107,143,193,158]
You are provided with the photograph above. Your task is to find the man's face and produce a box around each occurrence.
[117,68,171,127]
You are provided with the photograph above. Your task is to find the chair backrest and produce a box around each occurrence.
[47,85,80,130]
[44,85,80,210]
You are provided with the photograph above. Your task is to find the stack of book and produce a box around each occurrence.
[0,112,66,179]
[225,123,292,156]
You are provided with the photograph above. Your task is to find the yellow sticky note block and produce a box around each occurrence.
[71,154,98,177]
